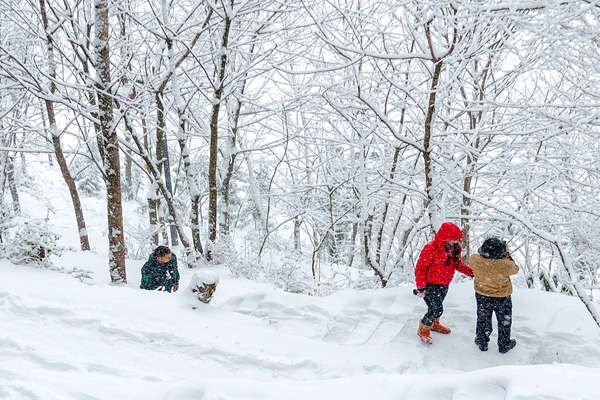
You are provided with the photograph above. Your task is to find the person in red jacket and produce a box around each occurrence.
[414,222,473,344]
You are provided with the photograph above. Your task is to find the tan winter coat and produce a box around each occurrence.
[468,254,519,298]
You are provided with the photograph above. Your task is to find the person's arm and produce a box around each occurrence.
[503,244,519,275]
[498,258,519,275]
[171,254,180,292]
[140,264,151,289]
[415,244,433,290]
[456,260,474,277]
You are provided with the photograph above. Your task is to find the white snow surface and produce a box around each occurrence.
[1,162,600,399]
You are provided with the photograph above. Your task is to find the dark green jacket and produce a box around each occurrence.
[140,253,180,291]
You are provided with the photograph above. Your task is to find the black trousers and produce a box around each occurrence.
[475,293,513,350]
[420,284,449,327]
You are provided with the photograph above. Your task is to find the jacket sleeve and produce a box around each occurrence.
[456,260,474,278]
[171,254,180,284]
[499,258,519,275]
[415,243,434,289]
[140,264,151,289]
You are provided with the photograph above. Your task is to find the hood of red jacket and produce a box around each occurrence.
[434,222,464,244]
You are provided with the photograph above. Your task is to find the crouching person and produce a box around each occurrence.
[469,238,519,353]
[140,246,180,292]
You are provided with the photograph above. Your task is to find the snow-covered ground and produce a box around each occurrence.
[1,162,600,399]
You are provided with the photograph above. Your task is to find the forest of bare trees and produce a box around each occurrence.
[1,0,599,320]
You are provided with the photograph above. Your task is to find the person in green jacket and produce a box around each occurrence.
[140,246,180,292]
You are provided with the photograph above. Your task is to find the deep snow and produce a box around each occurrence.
[1,161,600,400]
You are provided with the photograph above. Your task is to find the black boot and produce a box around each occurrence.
[499,339,516,354]
[475,339,488,352]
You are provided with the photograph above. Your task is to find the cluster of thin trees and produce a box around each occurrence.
[1,0,599,321]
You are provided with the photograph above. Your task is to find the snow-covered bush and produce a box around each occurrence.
[179,249,205,269]
[66,267,94,282]
[228,258,262,280]
[526,269,574,296]
[72,156,103,198]
[0,205,16,245]
[206,236,237,266]
[4,218,63,267]
[264,257,314,294]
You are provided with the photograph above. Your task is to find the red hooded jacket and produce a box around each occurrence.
[414,222,473,289]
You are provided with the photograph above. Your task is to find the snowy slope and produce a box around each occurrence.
[1,162,599,399]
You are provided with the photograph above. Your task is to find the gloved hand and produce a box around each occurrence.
[413,288,426,298]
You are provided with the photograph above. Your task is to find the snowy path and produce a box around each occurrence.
[217,278,600,371]
[2,261,600,399]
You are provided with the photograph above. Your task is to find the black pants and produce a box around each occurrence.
[475,293,513,351]
[420,284,449,327]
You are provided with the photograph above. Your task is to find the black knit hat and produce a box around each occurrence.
[478,237,507,259]
[154,245,171,257]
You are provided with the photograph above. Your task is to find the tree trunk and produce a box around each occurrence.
[348,221,358,267]
[154,91,166,243]
[175,109,203,254]
[423,60,443,228]
[6,156,20,214]
[148,196,160,245]
[294,217,302,252]
[127,126,191,249]
[94,0,126,283]
[139,118,159,246]
[51,135,91,250]
[220,130,237,237]
[0,144,7,203]
[208,10,233,258]
[118,7,134,202]
[461,174,473,257]
[191,194,203,254]
[39,0,90,251]
[375,146,401,268]
[124,135,134,201]
[363,214,387,287]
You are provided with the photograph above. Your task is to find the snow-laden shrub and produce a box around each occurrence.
[206,236,237,266]
[72,156,103,198]
[4,218,63,267]
[228,253,336,296]
[264,258,314,294]
[526,269,574,296]
[353,272,384,290]
[66,267,94,282]
[229,259,262,280]
[123,222,159,260]
[125,231,154,260]
[179,249,205,269]
[0,205,16,245]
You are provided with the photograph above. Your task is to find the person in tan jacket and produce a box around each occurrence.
[469,237,519,353]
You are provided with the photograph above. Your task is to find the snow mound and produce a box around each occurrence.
[190,269,220,285]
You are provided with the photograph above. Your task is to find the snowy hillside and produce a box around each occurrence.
[1,162,600,399]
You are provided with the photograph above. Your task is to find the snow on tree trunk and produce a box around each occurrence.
[208,5,234,259]
[6,155,20,214]
[94,0,126,283]
[39,0,90,252]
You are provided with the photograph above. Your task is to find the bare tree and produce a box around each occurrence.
[38,0,91,252]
